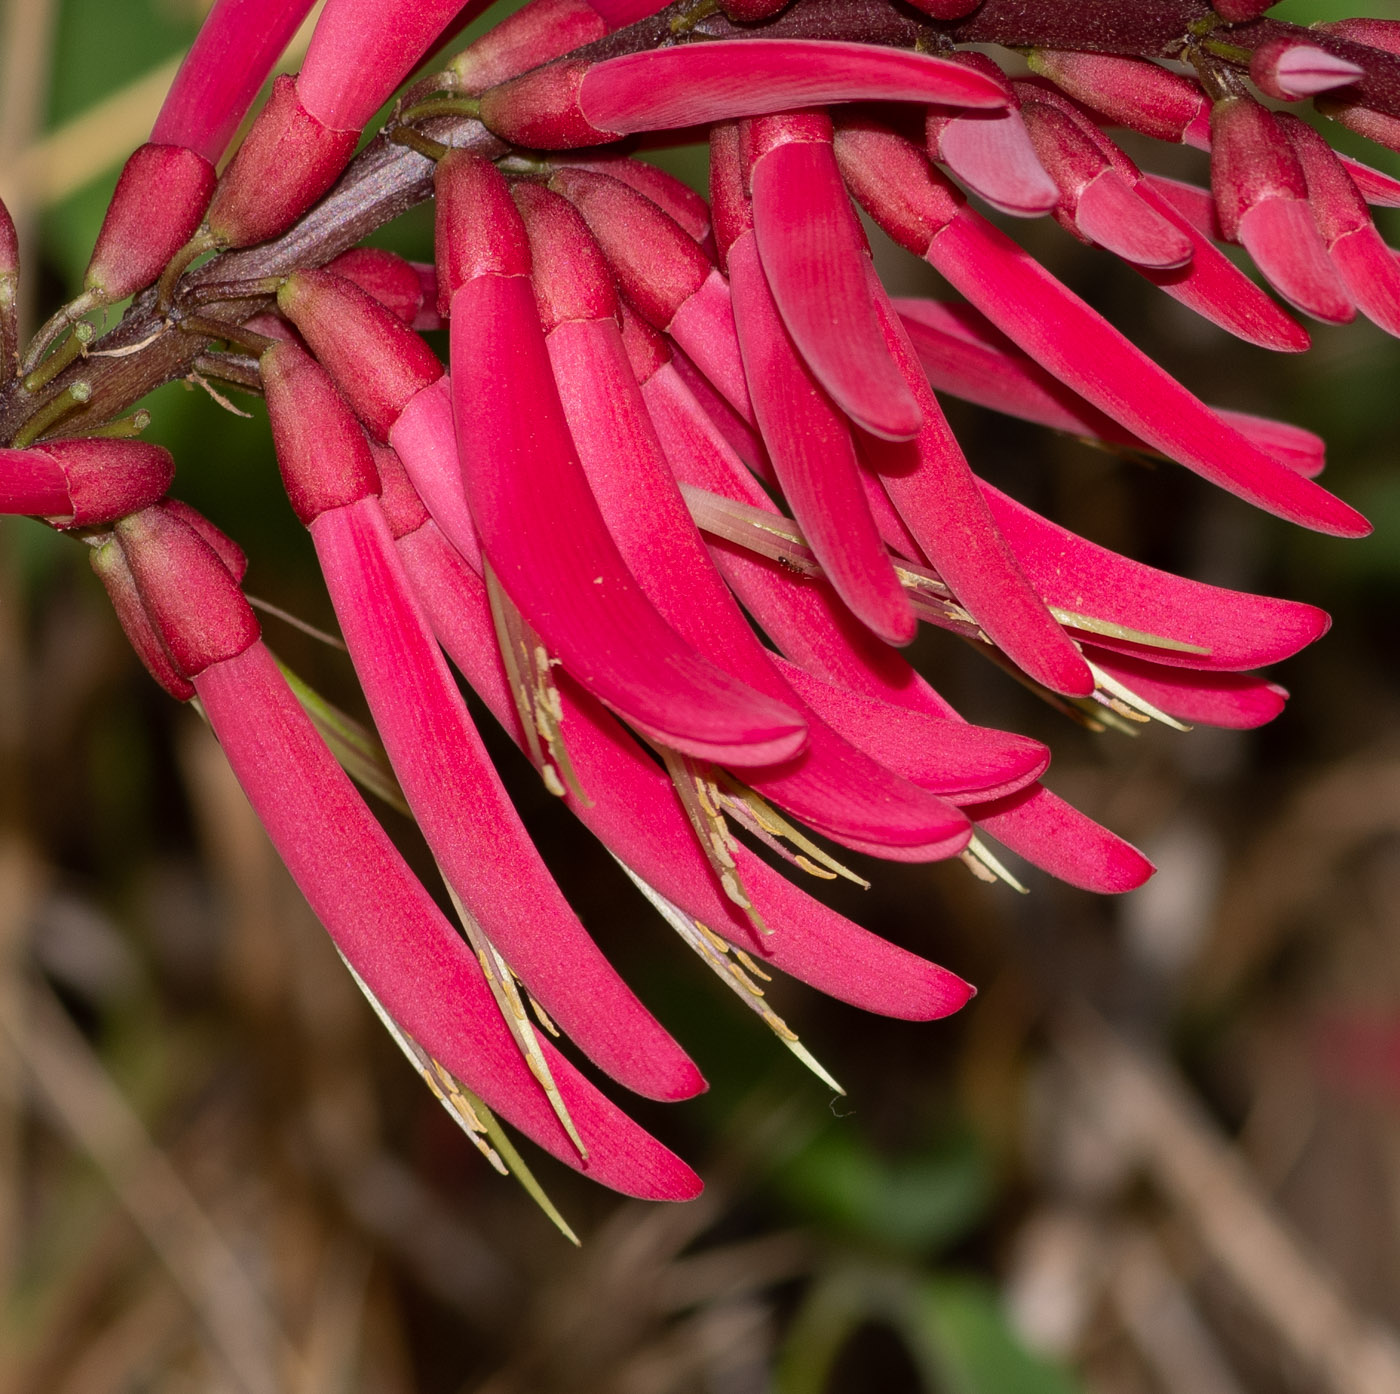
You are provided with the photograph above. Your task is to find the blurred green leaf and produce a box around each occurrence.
[905,1277,1081,1394]
[775,1267,1081,1394]
[772,1126,991,1255]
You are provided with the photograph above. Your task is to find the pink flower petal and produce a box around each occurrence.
[664,268,755,425]
[580,41,1010,127]
[481,40,1009,147]
[449,271,807,765]
[920,211,1362,532]
[966,785,1155,894]
[981,484,1330,671]
[930,106,1058,217]
[310,497,704,1102]
[0,440,175,529]
[1330,223,1400,336]
[1073,167,1193,268]
[1084,647,1289,729]
[0,447,73,518]
[627,342,1152,893]
[549,166,757,424]
[1238,197,1355,324]
[747,114,922,440]
[152,0,318,161]
[862,281,1095,697]
[771,656,1048,803]
[1129,178,1310,352]
[726,229,916,646]
[1252,40,1365,100]
[387,376,484,568]
[837,140,1367,536]
[894,298,1320,469]
[195,641,702,1199]
[297,0,484,132]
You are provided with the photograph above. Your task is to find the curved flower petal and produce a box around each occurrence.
[1084,647,1289,730]
[480,39,1009,147]
[449,270,808,766]
[747,113,922,440]
[834,120,1369,538]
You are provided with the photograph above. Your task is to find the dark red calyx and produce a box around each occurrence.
[277,270,443,440]
[370,440,431,540]
[36,439,175,528]
[549,165,709,326]
[205,75,359,249]
[324,247,425,325]
[114,506,260,677]
[158,499,248,583]
[85,144,217,301]
[90,536,196,701]
[434,151,531,314]
[513,182,619,330]
[261,339,380,525]
[448,0,606,96]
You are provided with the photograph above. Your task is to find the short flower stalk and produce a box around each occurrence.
[2,0,1397,1220]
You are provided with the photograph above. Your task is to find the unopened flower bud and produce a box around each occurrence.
[91,537,196,700]
[512,183,620,331]
[903,0,982,14]
[434,150,531,314]
[1027,50,1209,145]
[324,248,425,326]
[158,498,248,582]
[1212,0,1275,21]
[0,439,175,528]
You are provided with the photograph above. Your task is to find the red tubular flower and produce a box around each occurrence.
[24,0,1400,1208]
[893,298,1318,452]
[515,179,972,861]
[714,120,917,647]
[376,444,978,1015]
[1020,97,1193,269]
[551,164,754,425]
[1250,38,1366,100]
[209,0,486,247]
[927,52,1059,218]
[84,0,317,300]
[478,39,1008,148]
[745,111,922,440]
[833,117,1369,538]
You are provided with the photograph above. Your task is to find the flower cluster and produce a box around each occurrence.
[3,0,1398,1208]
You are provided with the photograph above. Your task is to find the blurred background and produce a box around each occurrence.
[3,1,1400,1390]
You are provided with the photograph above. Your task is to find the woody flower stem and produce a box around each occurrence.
[4,0,1396,446]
